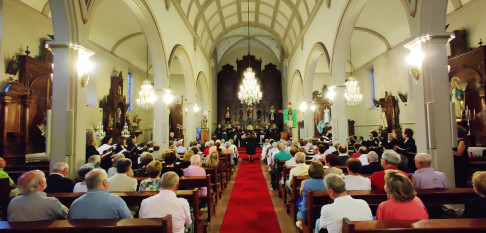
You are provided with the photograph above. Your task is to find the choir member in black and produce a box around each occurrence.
[215,123,224,140]
[254,125,262,144]
[270,124,279,141]
[390,129,404,149]
[169,131,176,145]
[235,125,243,147]
[395,128,417,172]
[368,130,380,152]
[453,126,471,188]
[86,130,100,163]
[114,136,127,154]
[263,125,271,140]
[382,132,394,150]
[246,132,257,162]
[226,123,236,141]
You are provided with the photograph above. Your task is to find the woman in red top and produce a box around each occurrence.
[376,169,428,220]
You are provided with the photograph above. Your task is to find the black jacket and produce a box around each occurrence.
[44,174,74,193]
[359,162,384,174]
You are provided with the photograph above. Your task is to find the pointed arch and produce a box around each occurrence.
[304,42,331,100]
[168,44,196,103]
[290,70,304,104]
[196,71,210,111]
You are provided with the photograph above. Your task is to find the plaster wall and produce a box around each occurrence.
[446,0,486,51]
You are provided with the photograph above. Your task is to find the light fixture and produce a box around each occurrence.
[71,44,94,88]
[237,0,263,106]
[163,89,174,105]
[136,47,157,109]
[299,101,307,112]
[344,77,363,105]
[193,103,200,113]
[326,86,336,101]
[310,102,317,111]
[404,34,431,82]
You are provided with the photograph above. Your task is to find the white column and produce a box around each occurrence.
[153,89,168,148]
[331,86,348,145]
[184,103,197,146]
[304,109,314,139]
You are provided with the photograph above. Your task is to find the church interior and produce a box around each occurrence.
[1,0,486,232]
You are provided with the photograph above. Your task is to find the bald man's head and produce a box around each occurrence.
[18,170,46,195]
[295,152,306,163]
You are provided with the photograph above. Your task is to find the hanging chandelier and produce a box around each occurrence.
[237,0,262,105]
[136,46,157,109]
[344,77,363,105]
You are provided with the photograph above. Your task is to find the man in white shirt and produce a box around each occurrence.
[139,171,192,233]
[412,153,447,189]
[344,158,371,190]
[286,152,309,194]
[315,173,373,233]
[357,146,369,166]
[267,142,279,167]
[175,141,187,154]
[108,158,137,191]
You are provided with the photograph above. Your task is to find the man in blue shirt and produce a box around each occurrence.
[271,143,291,190]
[68,168,132,219]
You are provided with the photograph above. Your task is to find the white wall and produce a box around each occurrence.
[0,0,52,89]
[446,0,486,51]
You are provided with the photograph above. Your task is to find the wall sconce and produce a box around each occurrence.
[404,35,430,82]
[70,44,94,88]
[299,101,307,112]
[193,103,200,113]
[310,102,317,111]
[326,85,336,101]
[163,89,175,105]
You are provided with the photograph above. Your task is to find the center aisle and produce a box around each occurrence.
[219,153,281,233]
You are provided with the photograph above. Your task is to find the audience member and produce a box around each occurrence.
[271,143,292,190]
[161,151,183,177]
[376,170,428,220]
[139,172,191,233]
[175,141,187,154]
[336,145,350,165]
[88,155,101,168]
[7,170,68,222]
[359,151,383,174]
[462,171,486,218]
[324,154,343,176]
[68,169,131,219]
[314,173,373,233]
[285,147,298,167]
[370,150,408,191]
[344,158,371,190]
[135,152,154,177]
[296,161,326,226]
[203,151,219,172]
[73,163,94,192]
[108,154,125,178]
[152,145,162,160]
[412,153,447,189]
[286,152,310,194]
[313,145,327,162]
[108,158,137,191]
[44,162,74,193]
[179,150,194,169]
[0,157,17,195]
[139,160,162,191]
[183,155,207,197]
[357,146,369,166]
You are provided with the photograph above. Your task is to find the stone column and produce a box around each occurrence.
[304,108,314,139]
[331,86,348,145]
[184,102,197,146]
[153,89,168,148]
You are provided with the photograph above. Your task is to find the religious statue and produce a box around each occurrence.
[239,108,244,121]
[316,105,331,134]
[269,105,276,124]
[257,108,262,120]
[380,108,388,129]
[108,113,114,129]
[247,105,253,118]
[116,108,122,125]
[450,77,465,118]
[225,107,231,122]
[378,92,399,131]
[279,102,297,129]
[135,115,142,131]
[202,111,208,129]
[125,113,131,127]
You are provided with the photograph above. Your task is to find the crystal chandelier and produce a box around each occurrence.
[237,0,262,105]
[344,77,363,105]
[136,79,157,109]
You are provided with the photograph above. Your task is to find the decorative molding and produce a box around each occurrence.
[165,0,170,10]
[402,0,417,17]
[326,0,332,9]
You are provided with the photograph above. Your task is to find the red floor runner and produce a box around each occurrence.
[219,158,281,233]
[238,147,262,159]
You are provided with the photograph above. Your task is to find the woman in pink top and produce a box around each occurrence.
[376,169,429,220]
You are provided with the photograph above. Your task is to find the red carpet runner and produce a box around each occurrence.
[237,147,262,159]
[219,153,281,233]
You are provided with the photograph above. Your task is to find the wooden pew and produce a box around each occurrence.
[288,175,309,221]
[276,160,288,198]
[220,153,233,177]
[281,165,296,206]
[0,216,173,233]
[302,188,478,233]
[178,175,215,220]
[342,217,486,233]
[49,189,205,233]
[204,167,221,201]
[218,156,230,185]
[0,178,10,220]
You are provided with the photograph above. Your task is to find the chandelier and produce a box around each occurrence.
[237,0,262,105]
[344,77,363,105]
[136,79,157,109]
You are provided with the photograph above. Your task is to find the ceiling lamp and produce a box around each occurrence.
[136,47,157,109]
[237,0,262,106]
[344,77,363,105]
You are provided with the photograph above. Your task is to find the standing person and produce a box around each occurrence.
[226,123,235,141]
[215,123,224,140]
[453,126,471,188]
[85,130,99,163]
[114,136,127,154]
[263,125,271,140]
[235,125,243,147]
[395,128,417,172]
[254,125,262,144]
[246,133,257,162]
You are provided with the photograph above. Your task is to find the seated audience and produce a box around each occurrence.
[356,146,369,166]
[7,170,68,222]
[175,141,187,154]
[285,147,298,166]
[162,151,183,177]
[68,169,131,219]
[161,149,172,161]
[183,155,207,197]
[108,158,137,191]
[190,146,199,156]
[315,173,373,233]
[88,154,101,168]
[203,151,219,172]
[152,145,162,160]
[0,157,17,196]
[199,139,207,153]
[336,145,350,165]
[376,170,428,220]
[271,143,292,190]
[203,140,214,155]
[286,152,310,194]
[359,151,383,174]
[324,153,343,176]
[296,161,326,225]
[179,150,194,169]
[351,144,362,158]
[108,154,125,178]
[462,171,486,218]
[138,160,162,191]
[370,150,408,191]
[134,152,154,177]
[412,153,447,189]
[45,162,74,193]
[313,144,327,162]
[139,172,192,233]
[229,139,239,165]
[344,158,371,190]
[73,163,94,192]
